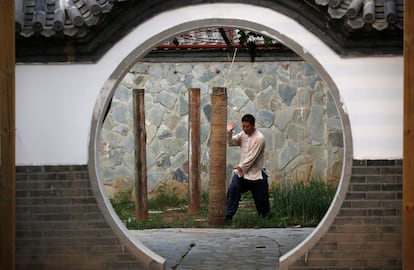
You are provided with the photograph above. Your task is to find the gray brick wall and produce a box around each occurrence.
[289,159,402,270]
[16,165,149,270]
[16,160,403,269]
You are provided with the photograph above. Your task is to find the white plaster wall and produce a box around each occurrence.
[15,4,403,165]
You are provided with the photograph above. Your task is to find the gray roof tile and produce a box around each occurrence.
[16,0,116,38]
[15,0,404,39]
[14,1,404,62]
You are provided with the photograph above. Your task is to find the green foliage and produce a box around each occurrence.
[231,210,271,228]
[236,29,276,62]
[148,189,187,210]
[126,212,203,230]
[110,190,135,222]
[110,180,335,229]
[270,180,336,226]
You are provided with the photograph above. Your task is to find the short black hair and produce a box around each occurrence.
[241,114,255,126]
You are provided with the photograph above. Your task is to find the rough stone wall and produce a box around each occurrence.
[99,61,344,198]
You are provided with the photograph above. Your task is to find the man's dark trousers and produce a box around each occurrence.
[225,171,270,219]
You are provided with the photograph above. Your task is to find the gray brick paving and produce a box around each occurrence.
[131,228,313,269]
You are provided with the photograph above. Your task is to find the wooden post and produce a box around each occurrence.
[0,0,16,269]
[188,88,201,215]
[208,87,227,226]
[133,89,148,221]
[403,1,414,269]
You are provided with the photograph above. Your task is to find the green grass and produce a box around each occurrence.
[110,180,336,229]
[270,180,337,227]
[110,189,210,229]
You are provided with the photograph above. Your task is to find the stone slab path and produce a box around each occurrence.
[131,227,314,269]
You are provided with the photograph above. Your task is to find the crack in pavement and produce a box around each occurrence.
[172,243,196,269]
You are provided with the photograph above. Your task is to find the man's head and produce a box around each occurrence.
[241,114,256,135]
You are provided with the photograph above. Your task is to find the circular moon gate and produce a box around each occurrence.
[88,6,353,268]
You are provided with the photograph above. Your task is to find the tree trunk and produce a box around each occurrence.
[188,88,201,215]
[133,89,148,221]
[208,87,227,226]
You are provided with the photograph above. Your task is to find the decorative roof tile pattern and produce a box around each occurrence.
[15,0,404,62]
[15,0,404,39]
[15,0,120,38]
[314,0,404,31]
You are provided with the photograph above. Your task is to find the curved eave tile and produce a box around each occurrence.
[16,0,115,38]
[315,0,404,31]
[15,0,404,39]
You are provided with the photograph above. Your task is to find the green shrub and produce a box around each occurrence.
[270,180,336,226]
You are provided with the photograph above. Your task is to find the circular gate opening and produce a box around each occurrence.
[89,6,352,268]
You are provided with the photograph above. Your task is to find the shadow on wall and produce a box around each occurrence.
[99,61,344,199]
